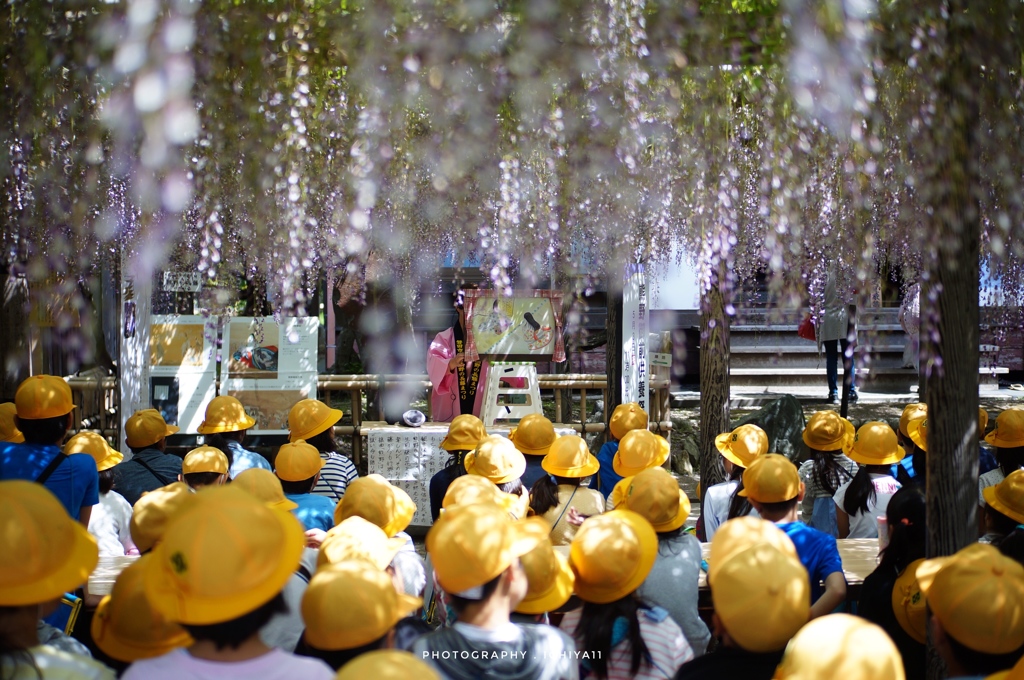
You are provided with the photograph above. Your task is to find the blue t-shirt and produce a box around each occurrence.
[285,492,336,532]
[0,442,100,520]
[777,521,845,603]
[596,441,620,498]
[225,440,271,479]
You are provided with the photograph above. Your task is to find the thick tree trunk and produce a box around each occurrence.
[698,269,730,522]
[605,286,624,444]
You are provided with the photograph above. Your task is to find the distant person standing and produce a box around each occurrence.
[819,268,858,403]
[426,290,492,422]
[898,282,921,370]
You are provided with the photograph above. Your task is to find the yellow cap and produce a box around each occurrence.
[773,614,906,680]
[196,395,256,434]
[335,474,416,537]
[608,475,632,509]
[917,543,1024,654]
[130,482,195,553]
[623,467,691,532]
[514,522,575,615]
[891,559,927,644]
[335,650,441,680]
[738,454,802,503]
[464,435,527,484]
[898,403,928,439]
[288,399,343,443]
[125,409,180,448]
[441,474,519,514]
[143,486,305,625]
[0,402,25,443]
[0,481,99,606]
[426,502,546,596]
[301,560,421,650]
[802,411,855,452]
[15,375,75,420]
[232,468,298,511]
[986,409,1024,448]
[91,554,193,662]
[613,429,670,477]
[609,402,648,440]
[983,469,1024,524]
[541,435,600,478]
[317,516,407,570]
[181,445,230,475]
[714,424,769,469]
[906,417,929,452]
[846,422,905,466]
[440,414,487,452]
[994,655,1024,680]
[712,539,809,652]
[509,413,559,456]
[980,407,989,435]
[65,431,123,471]
[707,516,800,587]
[569,509,658,604]
[274,440,325,482]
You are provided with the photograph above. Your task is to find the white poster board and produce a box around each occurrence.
[622,263,650,415]
[148,315,217,434]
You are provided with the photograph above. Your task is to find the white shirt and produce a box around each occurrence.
[6,646,114,680]
[833,473,902,539]
[259,548,318,652]
[88,491,136,557]
[703,481,760,542]
[560,607,693,679]
[122,648,334,680]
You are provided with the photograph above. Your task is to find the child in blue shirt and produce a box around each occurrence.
[275,440,335,532]
[596,402,647,497]
[739,453,847,618]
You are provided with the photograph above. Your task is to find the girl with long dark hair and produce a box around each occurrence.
[530,435,604,546]
[798,410,857,537]
[703,424,768,541]
[834,422,903,539]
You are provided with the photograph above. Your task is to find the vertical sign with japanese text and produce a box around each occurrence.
[622,263,649,417]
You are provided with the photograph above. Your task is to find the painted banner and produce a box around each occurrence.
[622,263,649,415]
[148,315,217,434]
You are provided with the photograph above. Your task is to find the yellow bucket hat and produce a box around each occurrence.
[426,502,546,597]
[125,409,179,449]
[130,482,195,553]
[569,509,658,604]
[623,467,690,533]
[738,453,802,504]
[714,424,769,469]
[440,414,487,452]
[773,614,906,680]
[712,540,809,652]
[906,417,929,452]
[509,413,559,456]
[464,435,527,484]
[287,399,343,443]
[707,515,799,587]
[335,474,416,537]
[65,431,124,472]
[613,429,670,477]
[232,468,298,511]
[0,481,99,606]
[609,402,648,441]
[891,559,927,645]
[983,469,1024,524]
[196,395,256,434]
[979,407,989,436]
[142,486,305,625]
[917,543,1024,654]
[335,651,441,680]
[15,375,75,420]
[317,516,407,570]
[441,474,519,514]
[608,475,632,509]
[846,422,905,466]
[181,445,230,475]
[802,410,855,452]
[274,440,325,482]
[0,402,25,443]
[92,554,194,662]
[898,403,928,439]
[541,435,600,478]
[301,560,421,650]
[514,521,575,615]
[986,409,1024,449]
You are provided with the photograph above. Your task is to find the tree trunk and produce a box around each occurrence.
[698,267,730,524]
[604,285,624,446]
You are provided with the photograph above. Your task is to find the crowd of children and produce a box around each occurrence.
[3,376,1024,679]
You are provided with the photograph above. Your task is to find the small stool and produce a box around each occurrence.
[480,361,542,427]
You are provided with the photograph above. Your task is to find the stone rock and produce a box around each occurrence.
[731,395,807,462]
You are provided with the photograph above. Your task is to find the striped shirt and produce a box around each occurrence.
[560,605,693,679]
[311,451,358,502]
[798,455,858,524]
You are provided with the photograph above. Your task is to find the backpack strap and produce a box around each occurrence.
[36,451,68,485]
[132,456,176,487]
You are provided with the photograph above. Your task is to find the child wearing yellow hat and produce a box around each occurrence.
[979,409,1024,508]
[335,650,440,680]
[0,375,100,525]
[428,414,487,521]
[560,509,693,678]
[773,614,906,680]
[981,470,1024,545]
[0,401,25,442]
[834,422,904,539]
[739,454,847,618]
[606,429,671,511]
[512,524,575,623]
[275,440,335,533]
[287,399,358,503]
[196,395,272,478]
[111,409,182,506]
[529,435,605,546]
[464,435,531,518]
[704,424,769,541]
[178,445,230,490]
[65,431,137,557]
[596,402,648,497]
[121,486,334,680]
[797,411,857,537]
[510,413,561,491]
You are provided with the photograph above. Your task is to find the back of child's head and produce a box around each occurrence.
[802,411,854,455]
[609,402,647,441]
[842,422,904,516]
[130,482,195,553]
[774,614,905,680]
[440,414,487,453]
[612,429,670,478]
[14,375,75,445]
[878,486,926,573]
[738,453,802,517]
[335,474,416,537]
[274,440,324,491]
[983,470,1024,538]
[181,445,229,489]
